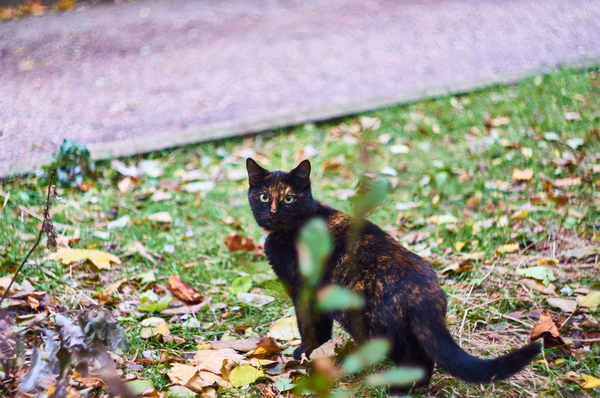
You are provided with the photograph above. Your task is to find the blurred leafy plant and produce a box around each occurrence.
[39,139,94,187]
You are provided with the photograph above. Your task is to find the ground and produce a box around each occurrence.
[0,67,599,397]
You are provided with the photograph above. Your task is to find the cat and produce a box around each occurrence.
[246,158,541,394]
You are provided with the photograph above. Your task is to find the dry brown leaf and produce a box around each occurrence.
[225,233,257,252]
[160,297,211,315]
[529,309,568,351]
[247,337,281,357]
[167,275,203,304]
[190,349,247,374]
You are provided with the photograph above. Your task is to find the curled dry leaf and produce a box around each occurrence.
[167,275,203,304]
[581,374,600,389]
[46,248,121,270]
[247,337,281,357]
[225,233,257,252]
[529,310,569,351]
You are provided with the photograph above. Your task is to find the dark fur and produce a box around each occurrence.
[246,158,541,393]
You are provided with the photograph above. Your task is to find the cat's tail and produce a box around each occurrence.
[409,305,541,383]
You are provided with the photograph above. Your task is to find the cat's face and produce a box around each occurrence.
[246,158,314,232]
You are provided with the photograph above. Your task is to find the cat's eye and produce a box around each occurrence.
[283,195,294,204]
[259,194,269,202]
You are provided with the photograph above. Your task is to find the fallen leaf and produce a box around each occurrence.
[554,177,581,188]
[427,214,458,224]
[546,298,577,313]
[269,317,301,341]
[498,243,519,254]
[529,309,568,349]
[516,266,556,286]
[564,112,581,121]
[111,159,141,178]
[151,191,173,202]
[485,116,510,127]
[581,374,600,389]
[441,262,472,274]
[190,349,246,374]
[140,317,171,339]
[165,385,197,398]
[247,337,281,357]
[512,168,534,181]
[225,233,257,252]
[359,116,381,131]
[519,278,557,295]
[148,212,173,223]
[207,339,260,352]
[167,275,203,304]
[138,160,163,178]
[577,291,600,309]
[562,247,598,260]
[47,248,121,270]
[309,339,338,360]
[236,292,275,307]
[229,365,263,388]
[511,209,529,220]
[160,297,211,315]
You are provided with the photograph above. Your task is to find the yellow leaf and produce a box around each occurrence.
[454,242,466,252]
[229,365,263,388]
[512,168,534,181]
[498,244,519,254]
[577,291,600,309]
[269,317,301,340]
[140,317,171,338]
[511,209,529,220]
[581,374,600,389]
[47,248,121,270]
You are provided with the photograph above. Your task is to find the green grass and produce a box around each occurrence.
[1,67,600,397]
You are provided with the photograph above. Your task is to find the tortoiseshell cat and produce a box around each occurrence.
[246,158,540,394]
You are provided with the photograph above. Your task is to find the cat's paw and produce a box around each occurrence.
[293,344,309,360]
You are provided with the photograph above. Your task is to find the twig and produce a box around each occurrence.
[477,260,497,285]
[458,284,475,346]
[571,337,600,342]
[0,172,55,308]
[559,305,580,331]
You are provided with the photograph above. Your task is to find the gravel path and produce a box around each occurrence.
[1,0,599,177]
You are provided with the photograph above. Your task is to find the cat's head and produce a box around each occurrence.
[246,158,315,231]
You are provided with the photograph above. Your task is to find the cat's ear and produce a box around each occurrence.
[290,159,311,188]
[247,158,268,186]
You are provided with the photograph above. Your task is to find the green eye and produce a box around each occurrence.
[259,194,269,202]
[283,195,294,204]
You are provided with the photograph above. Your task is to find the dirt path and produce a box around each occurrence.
[1,0,599,177]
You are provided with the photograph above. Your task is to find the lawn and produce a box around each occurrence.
[1,67,599,397]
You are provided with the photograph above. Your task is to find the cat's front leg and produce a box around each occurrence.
[293,307,333,360]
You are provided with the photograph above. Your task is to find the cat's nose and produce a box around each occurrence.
[270,204,278,213]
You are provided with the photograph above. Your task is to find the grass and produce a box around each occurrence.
[1,67,600,397]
